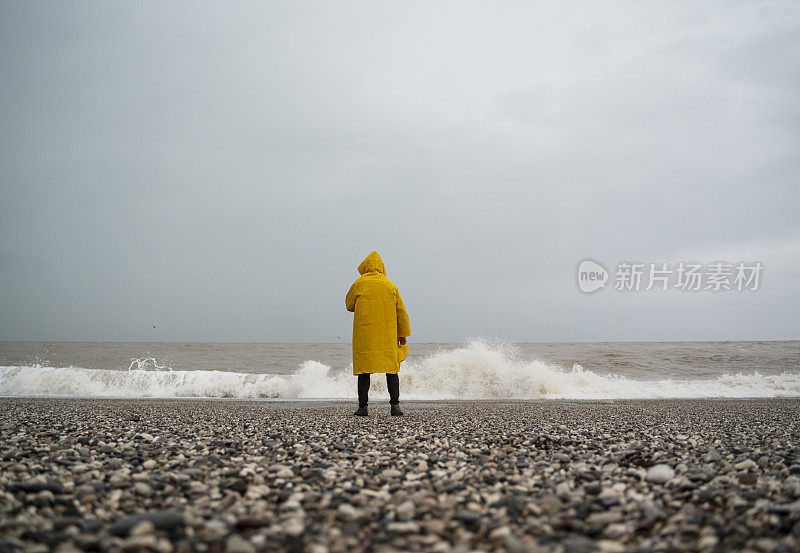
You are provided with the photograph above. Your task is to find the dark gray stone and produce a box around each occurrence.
[109,510,185,536]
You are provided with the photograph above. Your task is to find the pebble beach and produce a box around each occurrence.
[2,398,799,553]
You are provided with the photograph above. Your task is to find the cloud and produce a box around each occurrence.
[0,1,798,341]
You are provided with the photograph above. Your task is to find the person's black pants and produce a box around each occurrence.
[358,373,399,407]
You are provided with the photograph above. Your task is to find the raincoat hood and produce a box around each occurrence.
[357,251,386,275]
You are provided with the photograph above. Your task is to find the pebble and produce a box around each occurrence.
[122,535,158,552]
[386,521,420,534]
[225,535,255,553]
[337,503,360,521]
[587,511,624,526]
[598,540,625,552]
[604,523,631,539]
[735,459,758,470]
[130,521,155,536]
[108,510,185,536]
[2,398,799,553]
[739,473,758,485]
[645,464,675,483]
[395,500,415,521]
[133,482,153,496]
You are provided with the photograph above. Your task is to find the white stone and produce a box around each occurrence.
[282,518,305,537]
[225,535,255,553]
[395,501,415,521]
[645,464,674,483]
[386,521,420,534]
[604,523,631,539]
[598,540,625,553]
[337,503,360,521]
[697,535,718,550]
[133,482,153,496]
[130,521,155,536]
[587,511,623,526]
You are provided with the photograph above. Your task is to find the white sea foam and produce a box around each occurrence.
[1,341,798,399]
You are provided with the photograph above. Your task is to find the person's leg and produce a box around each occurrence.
[386,373,399,405]
[357,373,371,408]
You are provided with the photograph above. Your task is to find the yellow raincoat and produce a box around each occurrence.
[346,251,411,375]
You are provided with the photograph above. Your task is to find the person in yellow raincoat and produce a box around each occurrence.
[346,251,411,416]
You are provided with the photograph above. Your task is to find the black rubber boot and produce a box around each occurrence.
[391,405,403,416]
[353,406,368,416]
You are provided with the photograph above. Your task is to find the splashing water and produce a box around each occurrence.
[1,341,798,399]
[127,358,173,371]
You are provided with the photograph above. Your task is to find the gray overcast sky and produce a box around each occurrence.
[1,1,798,342]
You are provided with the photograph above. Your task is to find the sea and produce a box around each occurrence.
[1,340,798,400]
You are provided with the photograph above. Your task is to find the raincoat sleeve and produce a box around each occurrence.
[345,282,357,312]
[396,290,411,338]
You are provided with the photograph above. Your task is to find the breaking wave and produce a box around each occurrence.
[1,341,798,400]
